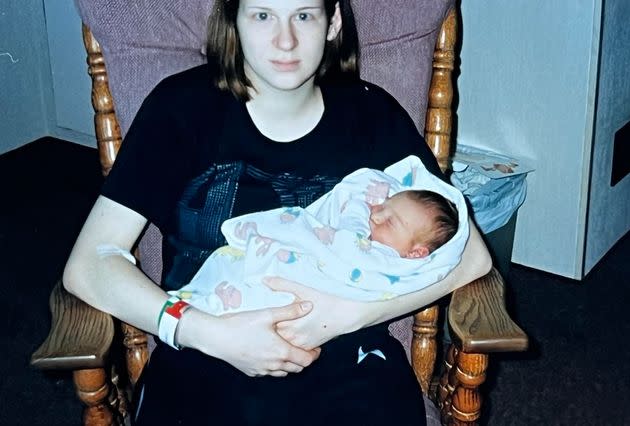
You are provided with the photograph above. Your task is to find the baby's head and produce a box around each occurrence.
[368,190,459,258]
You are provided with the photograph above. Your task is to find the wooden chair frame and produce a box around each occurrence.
[32,7,527,426]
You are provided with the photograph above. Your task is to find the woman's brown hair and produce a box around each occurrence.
[206,0,360,101]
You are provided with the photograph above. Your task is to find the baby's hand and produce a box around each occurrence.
[365,180,390,205]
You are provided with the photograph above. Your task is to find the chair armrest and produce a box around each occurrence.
[31,280,114,370]
[448,268,528,353]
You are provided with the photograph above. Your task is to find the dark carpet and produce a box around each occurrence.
[1,137,628,425]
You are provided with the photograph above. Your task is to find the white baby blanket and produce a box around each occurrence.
[170,156,469,314]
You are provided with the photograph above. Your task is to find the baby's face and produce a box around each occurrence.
[368,193,432,258]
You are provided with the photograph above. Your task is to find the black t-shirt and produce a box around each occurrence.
[102,63,442,289]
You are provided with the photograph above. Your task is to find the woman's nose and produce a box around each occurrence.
[275,21,297,51]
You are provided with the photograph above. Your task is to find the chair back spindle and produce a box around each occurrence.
[83,25,121,177]
[410,6,457,395]
[425,7,456,172]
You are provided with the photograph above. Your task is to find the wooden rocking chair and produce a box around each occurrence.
[31,2,528,425]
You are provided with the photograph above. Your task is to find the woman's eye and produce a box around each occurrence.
[255,12,269,21]
[296,12,311,21]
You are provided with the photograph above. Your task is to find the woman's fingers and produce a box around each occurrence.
[264,360,313,377]
[286,345,321,368]
[269,300,313,323]
[202,304,321,376]
[268,307,322,368]
[279,361,305,374]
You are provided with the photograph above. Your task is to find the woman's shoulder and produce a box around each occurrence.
[322,78,438,172]
[326,77,398,103]
[147,63,226,105]
[131,63,235,129]
[159,63,214,87]
[325,78,407,121]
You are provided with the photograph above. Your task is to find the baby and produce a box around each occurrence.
[170,155,469,315]
[367,189,458,259]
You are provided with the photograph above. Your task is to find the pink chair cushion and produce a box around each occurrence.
[74,0,454,363]
[354,0,454,134]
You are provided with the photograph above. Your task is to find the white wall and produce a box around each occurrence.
[457,0,602,278]
[585,0,630,273]
[0,0,53,154]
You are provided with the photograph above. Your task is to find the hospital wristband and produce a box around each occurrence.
[157,296,191,350]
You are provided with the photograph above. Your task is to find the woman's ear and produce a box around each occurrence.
[326,2,343,41]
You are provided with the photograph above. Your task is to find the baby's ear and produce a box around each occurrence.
[406,245,429,259]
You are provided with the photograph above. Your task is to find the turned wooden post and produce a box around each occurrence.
[438,346,488,425]
[412,7,457,396]
[451,351,487,425]
[109,365,129,423]
[121,322,150,388]
[82,24,150,420]
[73,368,119,426]
[425,7,457,171]
[82,25,121,177]
[411,305,439,394]
[438,344,457,423]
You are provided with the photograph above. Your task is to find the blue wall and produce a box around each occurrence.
[0,0,94,155]
[0,0,53,154]
[44,0,94,138]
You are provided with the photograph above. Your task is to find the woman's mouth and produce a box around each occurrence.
[270,60,300,72]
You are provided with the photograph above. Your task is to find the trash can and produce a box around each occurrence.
[450,146,533,277]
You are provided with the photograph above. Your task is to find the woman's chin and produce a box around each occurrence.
[255,72,317,93]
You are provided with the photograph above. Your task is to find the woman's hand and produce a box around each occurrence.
[262,219,492,348]
[177,302,321,377]
[263,277,366,350]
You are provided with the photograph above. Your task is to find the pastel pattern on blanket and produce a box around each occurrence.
[171,156,469,315]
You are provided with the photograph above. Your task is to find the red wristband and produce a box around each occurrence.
[158,296,191,350]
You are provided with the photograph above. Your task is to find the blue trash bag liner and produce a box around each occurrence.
[450,149,531,234]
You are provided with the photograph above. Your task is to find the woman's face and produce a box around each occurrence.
[236,0,335,93]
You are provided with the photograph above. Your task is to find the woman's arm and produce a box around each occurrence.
[266,217,492,349]
[64,195,320,377]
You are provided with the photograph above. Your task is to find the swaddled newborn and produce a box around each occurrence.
[170,155,469,314]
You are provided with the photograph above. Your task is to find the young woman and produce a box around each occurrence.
[63,0,491,424]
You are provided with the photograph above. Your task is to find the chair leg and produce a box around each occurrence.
[121,322,149,388]
[438,344,456,422]
[110,364,130,423]
[73,368,120,426]
[411,305,439,394]
[438,345,488,425]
